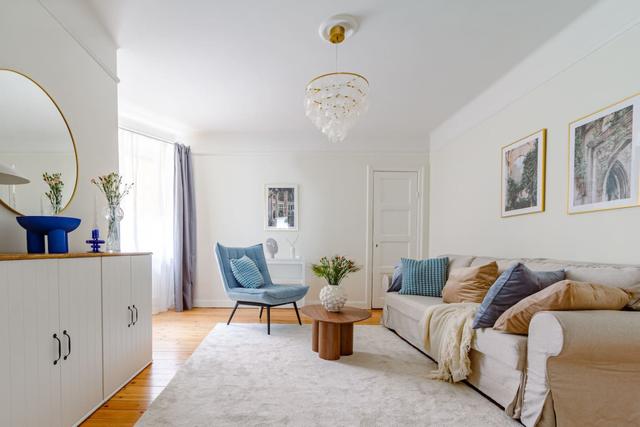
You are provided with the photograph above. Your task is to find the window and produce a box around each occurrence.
[119,128,175,313]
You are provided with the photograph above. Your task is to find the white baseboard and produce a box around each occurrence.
[193,299,235,308]
[194,299,369,309]
[194,298,308,308]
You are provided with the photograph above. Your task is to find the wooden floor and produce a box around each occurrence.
[82,307,382,426]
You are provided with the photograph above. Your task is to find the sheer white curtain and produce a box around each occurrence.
[119,128,175,314]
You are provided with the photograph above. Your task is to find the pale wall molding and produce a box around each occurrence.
[37,0,119,83]
[430,0,640,151]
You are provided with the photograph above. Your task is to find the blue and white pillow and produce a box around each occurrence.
[230,255,265,288]
[399,257,449,297]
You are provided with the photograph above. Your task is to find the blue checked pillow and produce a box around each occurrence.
[399,257,449,297]
[230,255,265,289]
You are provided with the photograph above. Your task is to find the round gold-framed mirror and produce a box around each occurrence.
[0,69,78,215]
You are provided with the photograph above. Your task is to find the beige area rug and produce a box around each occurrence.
[137,324,518,426]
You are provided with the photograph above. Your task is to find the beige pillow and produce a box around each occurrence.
[442,261,499,303]
[626,283,640,310]
[493,280,631,334]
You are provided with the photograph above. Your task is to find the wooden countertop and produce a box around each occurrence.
[0,252,152,261]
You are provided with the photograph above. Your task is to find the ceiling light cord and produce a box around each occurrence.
[335,43,338,73]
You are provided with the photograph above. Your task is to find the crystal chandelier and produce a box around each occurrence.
[304,16,369,143]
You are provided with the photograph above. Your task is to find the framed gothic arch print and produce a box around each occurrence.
[568,93,640,214]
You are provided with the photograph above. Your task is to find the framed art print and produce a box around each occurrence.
[265,184,298,231]
[501,129,546,217]
[569,94,640,214]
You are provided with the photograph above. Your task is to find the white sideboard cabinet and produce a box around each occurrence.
[102,254,152,398]
[0,252,152,426]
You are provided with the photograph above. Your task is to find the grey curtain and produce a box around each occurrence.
[174,144,196,311]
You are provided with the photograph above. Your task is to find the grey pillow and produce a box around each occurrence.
[387,264,403,292]
[535,269,566,288]
[472,263,565,329]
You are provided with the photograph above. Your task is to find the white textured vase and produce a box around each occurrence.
[319,284,347,312]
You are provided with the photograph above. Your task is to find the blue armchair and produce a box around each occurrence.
[215,243,309,334]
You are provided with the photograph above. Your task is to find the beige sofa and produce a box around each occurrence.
[382,255,640,427]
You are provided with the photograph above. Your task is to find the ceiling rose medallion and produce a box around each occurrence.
[304,15,369,143]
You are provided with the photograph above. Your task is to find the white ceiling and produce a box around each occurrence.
[88,0,599,149]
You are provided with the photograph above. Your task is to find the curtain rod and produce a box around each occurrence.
[119,126,179,146]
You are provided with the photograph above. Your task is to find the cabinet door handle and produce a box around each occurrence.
[132,305,138,325]
[63,330,71,360]
[127,306,133,328]
[53,333,61,365]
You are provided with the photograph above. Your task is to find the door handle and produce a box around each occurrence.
[127,306,133,327]
[63,330,71,360]
[53,333,61,365]
[132,305,138,326]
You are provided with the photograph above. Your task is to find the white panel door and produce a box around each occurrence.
[131,255,152,374]
[2,260,62,426]
[371,171,420,308]
[59,258,103,426]
[102,256,134,397]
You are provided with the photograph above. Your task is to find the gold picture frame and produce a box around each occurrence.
[568,92,640,214]
[501,129,546,217]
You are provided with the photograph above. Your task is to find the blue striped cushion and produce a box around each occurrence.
[399,257,449,297]
[230,255,265,289]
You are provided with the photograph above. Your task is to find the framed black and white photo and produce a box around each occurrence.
[501,129,546,217]
[569,94,640,214]
[265,184,298,231]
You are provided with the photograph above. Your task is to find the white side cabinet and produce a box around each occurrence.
[0,258,102,426]
[266,258,306,305]
[102,254,152,398]
[0,253,152,427]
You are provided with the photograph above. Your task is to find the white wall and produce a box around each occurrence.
[0,0,118,251]
[429,8,640,264]
[191,148,428,308]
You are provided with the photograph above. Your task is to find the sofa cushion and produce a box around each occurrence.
[399,257,448,297]
[473,328,528,370]
[471,257,519,273]
[494,280,631,334]
[385,292,527,370]
[384,292,443,321]
[442,262,499,303]
[440,254,475,271]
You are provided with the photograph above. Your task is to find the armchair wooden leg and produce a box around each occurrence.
[227,302,239,325]
[293,301,302,325]
[267,306,271,335]
[259,306,264,320]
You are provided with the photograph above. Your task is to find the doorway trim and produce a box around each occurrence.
[365,166,425,309]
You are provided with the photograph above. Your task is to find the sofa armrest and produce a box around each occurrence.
[522,311,640,427]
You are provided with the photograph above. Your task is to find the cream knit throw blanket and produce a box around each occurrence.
[421,302,480,383]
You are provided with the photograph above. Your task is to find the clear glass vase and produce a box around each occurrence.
[104,205,124,253]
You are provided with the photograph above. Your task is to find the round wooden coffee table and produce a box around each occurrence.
[300,305,371,360]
